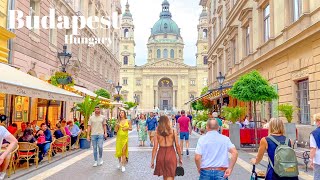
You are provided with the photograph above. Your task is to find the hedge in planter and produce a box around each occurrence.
[50,72,74,86]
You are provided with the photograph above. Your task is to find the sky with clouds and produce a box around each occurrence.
[120,0,202,66]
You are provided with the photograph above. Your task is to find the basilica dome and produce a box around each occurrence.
[151,0,180,36]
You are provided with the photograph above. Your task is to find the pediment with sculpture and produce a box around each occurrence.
[142,60,190,68]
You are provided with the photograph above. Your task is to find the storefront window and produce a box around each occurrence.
[0,93,5,115]
[13,96,29,122]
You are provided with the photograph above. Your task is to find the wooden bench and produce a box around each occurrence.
[293,140,310,172]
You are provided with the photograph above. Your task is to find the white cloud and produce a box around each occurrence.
[121,0,202,66]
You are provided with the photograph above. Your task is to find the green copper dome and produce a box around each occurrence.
[151,0,180,36]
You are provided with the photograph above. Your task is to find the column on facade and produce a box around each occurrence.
[155,89,158,108]
[269,0,275,39]
[284,0,291,27]
[172,89,175,109]
[302,0,310,14]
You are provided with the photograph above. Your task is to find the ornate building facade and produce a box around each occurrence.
[200,0,320,140]
[120,0,208,111]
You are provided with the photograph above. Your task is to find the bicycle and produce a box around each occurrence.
[251,164,266,180]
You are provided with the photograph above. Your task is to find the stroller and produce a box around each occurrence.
[251,165,266,180]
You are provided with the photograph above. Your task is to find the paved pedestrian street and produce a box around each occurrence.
[12,128,314,180]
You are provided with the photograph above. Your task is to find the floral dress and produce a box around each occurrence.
[138,119,147,141]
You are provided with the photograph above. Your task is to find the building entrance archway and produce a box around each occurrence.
[158,78,173,110]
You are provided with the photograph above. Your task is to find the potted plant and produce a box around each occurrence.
[222,106,245,149]
[76,95,100,149]
[278,104,298,141]
[50,72,74,86]
[228,70,278,149]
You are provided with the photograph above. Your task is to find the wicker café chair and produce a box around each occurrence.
[7,145,19,177]
[52,136,71,157]
[74,133,81,149]
[16,142,39,169]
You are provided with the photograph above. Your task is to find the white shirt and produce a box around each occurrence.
[195,131,235,168]
[88,115,106,135]
[310,134,320,165]
[0,126,10,145]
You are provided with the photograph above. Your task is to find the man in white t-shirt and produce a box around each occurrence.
[0,126,17,180]
[310,113,320,179]
[195,118,238,179]
[87,106,107,167]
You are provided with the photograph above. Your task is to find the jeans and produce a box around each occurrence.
[199,169,228,180]
[38,142,51,161]
[91,135,104,161]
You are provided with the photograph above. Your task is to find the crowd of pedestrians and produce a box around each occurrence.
[1,107,320,180]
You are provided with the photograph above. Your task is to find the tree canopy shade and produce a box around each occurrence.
[228,70,278,102]
[94,89,111,99]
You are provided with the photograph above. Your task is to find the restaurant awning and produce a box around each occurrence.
[73,85,110,101]
[184,85,233,105]
[0,63,83,102]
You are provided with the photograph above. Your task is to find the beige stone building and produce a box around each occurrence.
[200,0,320,139]
[120,0,208,112]
[6,0,122,126]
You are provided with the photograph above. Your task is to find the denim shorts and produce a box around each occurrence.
[180,132,189,140]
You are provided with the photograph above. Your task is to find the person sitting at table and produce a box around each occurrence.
[53,123,65,139]
[67,121,81,146]
[31,120,40,133]
[7,123,18,137]
[18,128,37,165]
[35,123,52,162]
[243,115,250,128]
[61,120,71,136]
[262,118,269,129]
[74,118,80,127]
[16,122,27,139]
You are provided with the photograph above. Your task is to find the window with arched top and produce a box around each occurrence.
[123,56,128,65]
[164,23,168,29]
[157,49,161,58]
[124,29,129,38]
[163,49,168,58]
[203,29,208,39]
[170,49,174,58]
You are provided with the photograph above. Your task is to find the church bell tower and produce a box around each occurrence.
[196,6,209,67]
[120,0,135,67]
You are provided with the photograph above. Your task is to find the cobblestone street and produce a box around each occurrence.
[12,127,314,180]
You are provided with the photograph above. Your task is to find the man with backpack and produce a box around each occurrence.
[251,118,298,180]
[310,113,320,179]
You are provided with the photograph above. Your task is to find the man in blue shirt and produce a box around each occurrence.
[175,111,181,124]
[146,112,158,147]
[187,111,193,125]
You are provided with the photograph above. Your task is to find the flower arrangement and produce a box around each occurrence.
[50,72,74,86]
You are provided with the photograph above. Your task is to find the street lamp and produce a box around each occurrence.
[57,45,72,72]
[57,45,72,121]
[115,82,122,102]
[216,72,225,112]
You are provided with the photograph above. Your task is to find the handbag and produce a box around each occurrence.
[172,129,184,176]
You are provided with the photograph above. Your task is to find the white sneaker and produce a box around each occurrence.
[98,159,103,166]
[117,163,121,169]
[93,161,98,167]
[121,166,126,172]
[0,172,6,180]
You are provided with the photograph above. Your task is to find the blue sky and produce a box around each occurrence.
[120,0,202,66]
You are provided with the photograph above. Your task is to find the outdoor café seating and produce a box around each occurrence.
[49,136,71,158]
[16,142,39,169]
[7,145,19,178]
[222,128,269,145]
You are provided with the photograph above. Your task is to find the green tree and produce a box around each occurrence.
[278,104,298,123]
[76,96,100,132]
[124,101,137,110]
[94,88,111,99]
[222,106,245,124]
[201,86,209,95]
[228,70,278,146]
